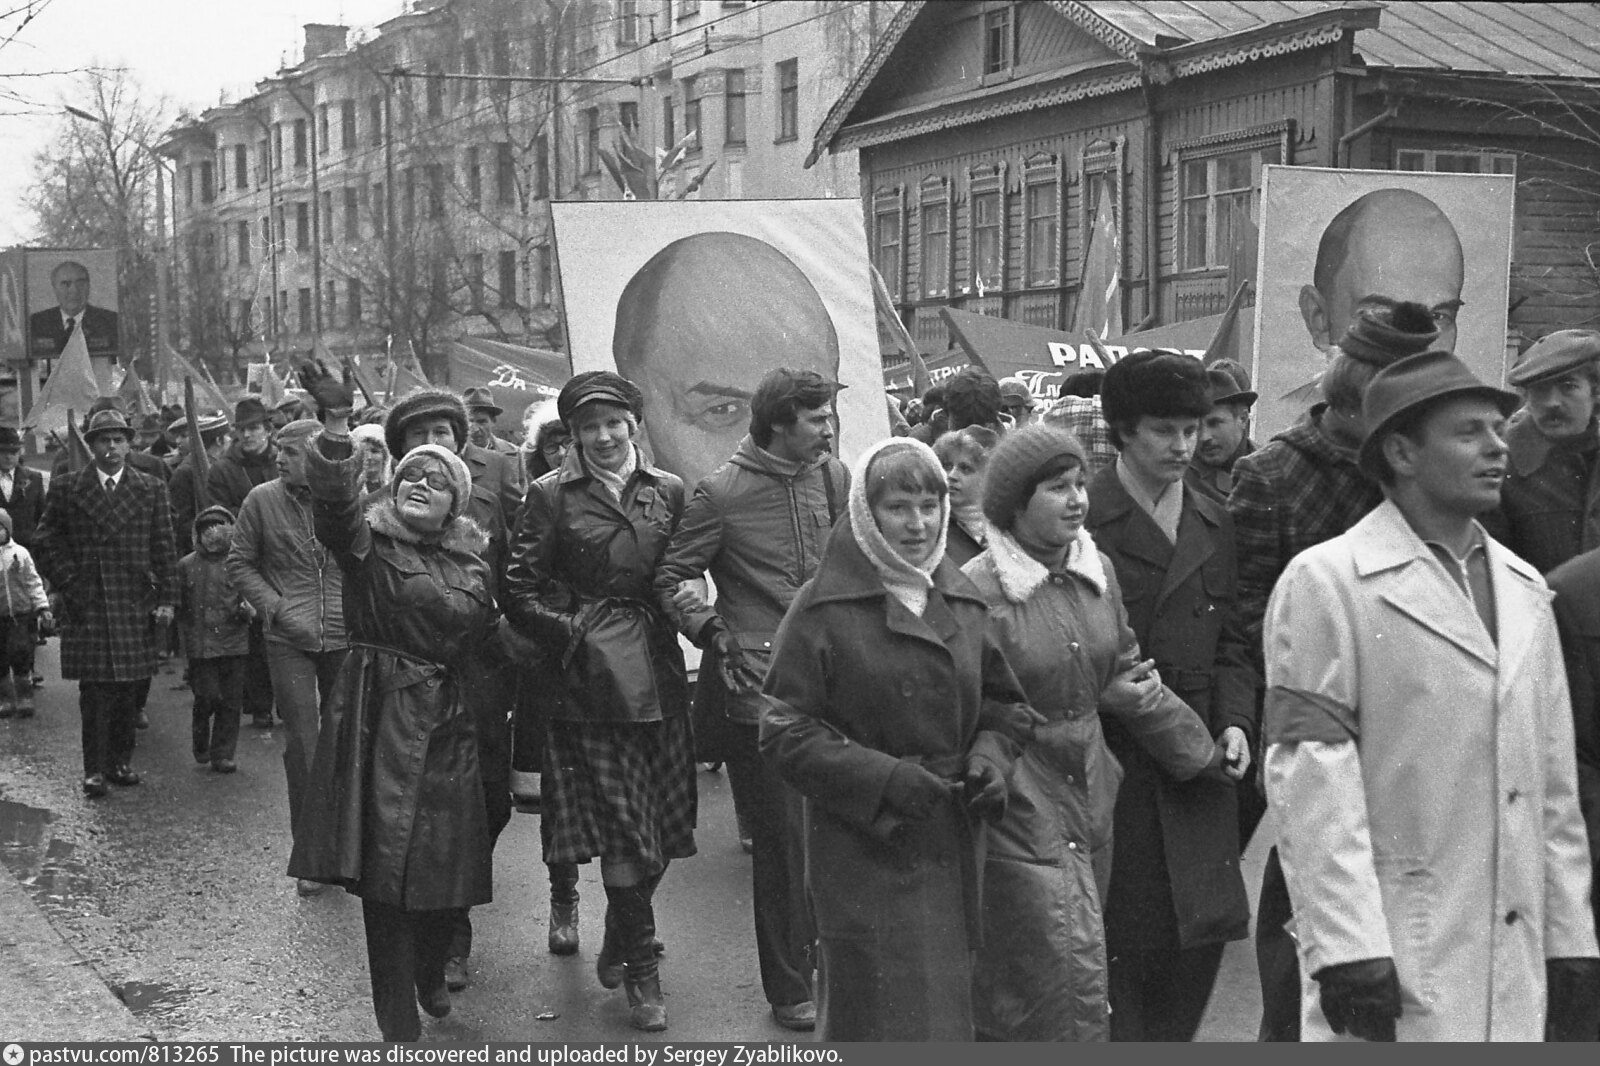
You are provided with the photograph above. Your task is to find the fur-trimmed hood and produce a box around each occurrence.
[365,496,490,555]
[980,525,1107,605]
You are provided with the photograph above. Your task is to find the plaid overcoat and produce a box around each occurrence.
[34,465,177,681]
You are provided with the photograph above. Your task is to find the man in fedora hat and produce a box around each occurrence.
[1187,360,1258,506]
[0,427,46,547]
[1263,349,1600,1041]
[208,396,279,729]
[50,400,171,486]
[33,409,177,798]
[167,412,230,557]
[463,386,521,463]
[1492,329,1600,575]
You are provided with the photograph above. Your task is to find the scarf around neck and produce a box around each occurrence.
[583,442,640,500]
[847,437,949,616]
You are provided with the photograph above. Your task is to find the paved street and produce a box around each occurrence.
[1,642,1266,1042]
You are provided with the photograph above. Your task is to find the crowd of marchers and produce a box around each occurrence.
[3,304,1600,1044]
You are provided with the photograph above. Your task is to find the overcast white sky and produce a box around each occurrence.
[0,0,410,245]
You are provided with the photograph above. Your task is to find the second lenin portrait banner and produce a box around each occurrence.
[550,198,889,489]
[1252,165,1515,439]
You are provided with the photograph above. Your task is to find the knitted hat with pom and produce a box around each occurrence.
[1335,299,1441,368]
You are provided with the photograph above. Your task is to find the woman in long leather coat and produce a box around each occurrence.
[503,371,693,1033]
[287,422,496,1043]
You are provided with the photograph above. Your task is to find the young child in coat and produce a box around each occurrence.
[0,509,50,718]
[177,505,255,772]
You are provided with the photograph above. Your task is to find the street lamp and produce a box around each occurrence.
[64,104,175,397]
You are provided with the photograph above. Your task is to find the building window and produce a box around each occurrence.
[983,4,1015,76]
[620,100,639,137]
[919,188,950,298]
[971,189,1003,293]
[293,119,308,169]
[462,37,479,104]
[426,64,445,118]
[874,189,904,300]
[257,139,268,185]
[341,100,356,150]
[295,202,310,250]
[676,0,699,17]
[325,280,337,324]
[371,181,385,236]
[776,59,798,142]
[369,94,384,146]
[235,144,248,189]
[320,190,333,244]
[184,166,194,208]
[344,187,359,240]
[583,108,601,175]
[200,161,215,204]
[466,253,485,311]
[498,250,518,308]
[1395,148,1517,176]
[237,221,251,266]
[497,141,516,205]
[725,69,746,146]
[490,31,511,101]
[1178,138,1281,271]
[260,215,270,252]
[683,77,701,151]
[466,146,482,205]
[216,148,226,194]
[427,164,445,219]
[348,279,363,326]
[1023,158,1060,286]
[317,104,330,153]
[297,287,313,333]
[618,0,640,44]
[536,244,552,305]
[663,96,675,150]
[533,134,549,200]
[272,124,284,172]
[238,298,253,336]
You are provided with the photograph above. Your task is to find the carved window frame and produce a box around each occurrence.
[1169,119,1292,273]
[1021,152,1063,288]
[917,174,953,300]
[967,161,1007,295]
[872,185,906,302]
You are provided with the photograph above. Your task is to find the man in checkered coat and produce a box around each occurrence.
[34,409,178,798]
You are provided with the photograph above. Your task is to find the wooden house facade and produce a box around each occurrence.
[809,1,1600,356]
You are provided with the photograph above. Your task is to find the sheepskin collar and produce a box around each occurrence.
[365,497,490,555]
[985,526,1107,604]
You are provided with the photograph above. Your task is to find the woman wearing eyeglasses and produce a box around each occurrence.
[286,407,498,1044]
[503,371,693,1033]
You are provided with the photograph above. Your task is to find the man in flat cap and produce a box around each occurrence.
[1491,330,1600,575]
[1264,348,1599,1041]
[33,409,176,798]
[1229,298,1437,1040]
[998,377,1038,429]
[1187,360,1258,506]
[0,427,46,547]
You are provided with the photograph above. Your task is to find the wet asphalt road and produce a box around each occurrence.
[0,642,1265,1042]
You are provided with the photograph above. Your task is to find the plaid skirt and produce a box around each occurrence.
[542,715,698,870]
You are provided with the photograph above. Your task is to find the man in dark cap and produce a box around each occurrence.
[1087,350,1255,1040]
[1491,329,1600,574]
[0,427,46,547]
[1264,349,1598,1041]
[1187,360,1258,505]
[207,397,279,729]
[1228,297,1438,1040]
[654,367,848,1033]
[33,409,177,798]
[166,412,230,557]
[463,386,522,464]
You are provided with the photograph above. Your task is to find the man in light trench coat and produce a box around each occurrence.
[1263,349,1600,1041]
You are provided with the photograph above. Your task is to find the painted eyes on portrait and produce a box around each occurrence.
[681,394,750,433]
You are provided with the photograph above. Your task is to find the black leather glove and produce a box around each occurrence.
[708,626,762,694]
[1546,957,1600,1041]
[882,760,953,822]
[964,752,1008,823]
[297,359,354,422]
[1314,958,1401,1041]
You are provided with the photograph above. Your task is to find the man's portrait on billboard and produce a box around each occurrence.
[28,253,120,361]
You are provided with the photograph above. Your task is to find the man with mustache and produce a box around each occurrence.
[1496,331,1600,574]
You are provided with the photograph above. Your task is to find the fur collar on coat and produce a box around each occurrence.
[982,526,1108,605]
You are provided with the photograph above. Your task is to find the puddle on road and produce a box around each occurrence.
[117,981,199,1018]
[0,798,94,915]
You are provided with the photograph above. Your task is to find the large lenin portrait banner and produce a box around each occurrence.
[1252,166,1515,439]
[550,199,888,488]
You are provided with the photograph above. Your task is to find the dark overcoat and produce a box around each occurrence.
[287,442,497,911]
[760,527,1033,1041]
[34,465,176,681]
[503,449,688,724]
[1086,467,1254,953]
[0,464,46,546]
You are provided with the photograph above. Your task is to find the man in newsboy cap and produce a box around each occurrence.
[1490,330,1600,574]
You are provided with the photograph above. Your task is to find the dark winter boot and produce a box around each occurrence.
[595,898,625,989]
[13,674,34,718]
[548,862,580,956]
[608,884,667,1032]
[0,673,14,718]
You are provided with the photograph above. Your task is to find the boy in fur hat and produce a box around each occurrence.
[178,505,255,772]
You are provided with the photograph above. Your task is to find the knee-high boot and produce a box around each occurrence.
[606,883,667,1032]
[548,862,580,955]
